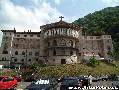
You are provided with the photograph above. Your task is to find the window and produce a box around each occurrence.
[15,44,18,48]
[90,37,93,39]
[24,35,27,37]
[60,39,66,46]
[53,59,55,62]
[2,50,8,54]
[107,46,111,51]
[70,51,73,55]
[15,51,18,55]
[53,40,57,46]
[107,40,110,43]
[21,59,24,62]
[29,52,32,55]
[53,49,56,56]
[28,59,31,62]
[36,58,38,61]
[69,40,73,47]
[3,77,14,82]
[17,35,20,37]
[48,42,50,47]
[35,52,39,56]
[2,57,4,60]
[14,59,17,62]
[37,35,40,37]
[96,37,100,39]
[30,34,33,37]
[22,51,25,55]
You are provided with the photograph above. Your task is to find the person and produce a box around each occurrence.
[88,75,92,85]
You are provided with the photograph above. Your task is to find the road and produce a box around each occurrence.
[16,81,114,90]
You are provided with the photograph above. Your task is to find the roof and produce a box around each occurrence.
[15,31,41,34]
[1,30,16,32]
[40,20,81,31]
[1,29,41,34]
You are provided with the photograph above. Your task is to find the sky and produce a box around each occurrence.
[0,0,119,45]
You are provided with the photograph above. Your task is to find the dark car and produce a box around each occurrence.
[112,80,119,90]
[24,75,36,82]
[26,78,58,90]
[60,77,83,90]
[77,76,89,87]
[108,74,118,81]
[13,75,22,82]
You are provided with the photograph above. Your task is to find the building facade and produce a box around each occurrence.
[0,18,113,67]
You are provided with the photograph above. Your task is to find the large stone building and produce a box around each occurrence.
[0,17,113,67]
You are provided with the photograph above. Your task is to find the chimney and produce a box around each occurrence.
[28,30,29,32]
[30,30,31,32]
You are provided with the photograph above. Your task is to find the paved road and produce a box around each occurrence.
[15,82,31,90]
[16,81,114,90]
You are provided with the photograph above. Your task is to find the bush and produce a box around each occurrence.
[89,56,99,66]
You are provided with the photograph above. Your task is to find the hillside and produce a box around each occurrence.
[21,61,119,78]
[74,6,119,59]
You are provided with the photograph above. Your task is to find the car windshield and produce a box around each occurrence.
[0,77,4,81]
[62,79,79,85]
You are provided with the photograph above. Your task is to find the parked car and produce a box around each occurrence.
[108,74,118,81]
[0,76,17,89]
[112,81,119,90]
[13,75,22,82]
[24,75,36,82]
[77,76,89,87]
[101,75,108,81]
[60,77,83,90]
[26,78,58,90]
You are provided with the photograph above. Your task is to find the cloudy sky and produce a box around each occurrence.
[0,0,119,45]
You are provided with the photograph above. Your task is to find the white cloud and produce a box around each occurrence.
[54,0,62,5]
[102,0,119,6]
[0,0,63,32]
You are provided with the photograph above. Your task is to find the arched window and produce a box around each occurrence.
[2,57,4,60]
[14,59,17,62]
[107,46,111,51]
[28,59,31,62]
[48,42,50,47]
[36,58,38,61]
[70,51,73,55]
[2,50,8,54]
[60,39,66,46]
[21,59,24,62]
[15,51,18,55]
[53,49,56,56]
[29,52,32,55]
[35,52,39,56]
[69,40,73,47]
[53,40,57,46]
[22,51,25,55]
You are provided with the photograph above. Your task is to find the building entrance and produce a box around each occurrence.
[61,59,66,64]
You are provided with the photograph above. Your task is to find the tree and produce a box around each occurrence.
[89,56,99,66]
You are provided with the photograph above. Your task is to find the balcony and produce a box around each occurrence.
[44,34,79,41]
[47,46,79,51]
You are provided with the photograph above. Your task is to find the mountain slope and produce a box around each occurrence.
[74,6,119,59]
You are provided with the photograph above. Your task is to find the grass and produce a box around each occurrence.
[34,61,119,77]
[2,61,119,78]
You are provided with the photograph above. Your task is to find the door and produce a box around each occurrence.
[61,59,66,64]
